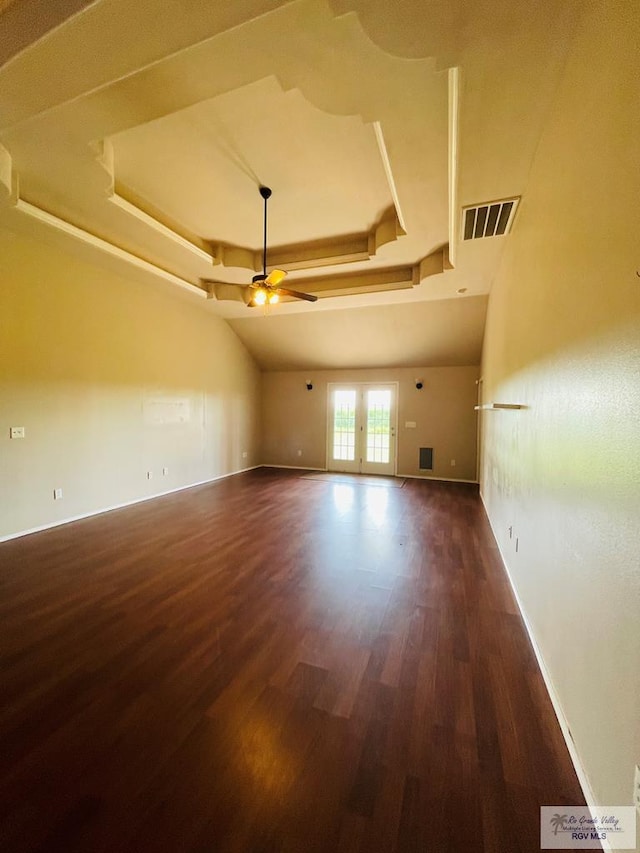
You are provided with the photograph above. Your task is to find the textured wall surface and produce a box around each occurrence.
[0,228,261,539]
[262,366,479,481]
[480,1,640,812]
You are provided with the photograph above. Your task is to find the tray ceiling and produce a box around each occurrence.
[0,0,582,368]
[111,79,397,248]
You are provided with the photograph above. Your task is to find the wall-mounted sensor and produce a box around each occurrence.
[306,380,313,391]
[415,380,423,390]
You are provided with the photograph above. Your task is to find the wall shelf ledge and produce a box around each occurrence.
[474,403,524,410]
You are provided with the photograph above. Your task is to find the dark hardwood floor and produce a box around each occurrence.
[0,469,585,852]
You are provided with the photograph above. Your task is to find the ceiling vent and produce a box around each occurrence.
[462,198,519,240]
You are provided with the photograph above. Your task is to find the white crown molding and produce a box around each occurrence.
[203,265,414,301]
[203,203,406,276]
[204,244,449,302]
[373,121,406,234]
[108,191,213,264]
[93,139,214,265]
[12,195,207,298]
[103,158,405,278]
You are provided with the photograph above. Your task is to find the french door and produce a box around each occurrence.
[327,383,397,476]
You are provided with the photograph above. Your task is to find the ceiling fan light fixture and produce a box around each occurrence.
[248,186,316,307]
[253,287,268,306]
[202,187,317,307]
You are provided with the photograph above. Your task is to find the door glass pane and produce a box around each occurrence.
[333,389,356,461]
[366,389,391,463]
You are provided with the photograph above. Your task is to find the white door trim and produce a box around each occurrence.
[326,382,398,476]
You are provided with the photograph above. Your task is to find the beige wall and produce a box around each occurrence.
[480,0,640,816]
[262,366,479,481]
[0,228,261,540]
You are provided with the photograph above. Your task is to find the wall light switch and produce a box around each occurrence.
[162,467,169,476]
[405,421,416,429]
[53,488,63,500]
[147,471,153,480]
[10,427,25,439]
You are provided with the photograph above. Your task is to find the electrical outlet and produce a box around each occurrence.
[297,450,302,457]
[10,426,25,439]
[242,452,247,459]
[147,471,153,480]
[634,765,640,812]
[450,459,456,467]
[53,488,63,500]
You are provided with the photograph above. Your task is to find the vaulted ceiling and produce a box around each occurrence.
[0,0,581,370]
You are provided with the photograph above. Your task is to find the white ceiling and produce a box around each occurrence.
[229,296,488,371]
[0,0,582,369]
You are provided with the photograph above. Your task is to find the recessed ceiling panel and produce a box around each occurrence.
[0,0,579,371]
[111,77,394,249]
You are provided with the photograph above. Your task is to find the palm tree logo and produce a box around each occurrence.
[550,814,568,835]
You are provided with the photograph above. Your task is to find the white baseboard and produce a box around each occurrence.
[479,492,599,815]
[260,467,478,485]
[0,465,260,543]
[399,473,479,484]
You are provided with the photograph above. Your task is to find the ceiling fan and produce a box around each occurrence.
[205,186,318,307]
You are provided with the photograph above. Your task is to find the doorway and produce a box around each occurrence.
[327,383,397,476]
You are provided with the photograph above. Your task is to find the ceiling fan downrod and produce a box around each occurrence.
[258,185,271,282]
[243,185,317,305]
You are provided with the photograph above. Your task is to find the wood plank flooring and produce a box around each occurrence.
[0,469,586,852]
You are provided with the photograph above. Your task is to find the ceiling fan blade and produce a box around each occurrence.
[265,268,287,287]
[276,287,318,303]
